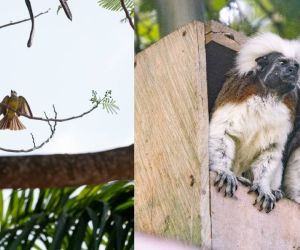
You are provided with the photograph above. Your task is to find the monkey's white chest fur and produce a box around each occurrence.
[209,95,292,177]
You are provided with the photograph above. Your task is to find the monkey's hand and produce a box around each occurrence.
[248,183,276,213]
[272,189,284,201]
[214,170,238,197]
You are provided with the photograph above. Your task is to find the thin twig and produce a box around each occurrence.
[24,0,34,47]
[0,106,57,153]
[0,101,101,123]
[0,9,50,30]
[120,0,134,30]
[30,133,36,147]
[59,0,72,21]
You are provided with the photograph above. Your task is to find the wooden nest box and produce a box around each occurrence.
[135,21,300,249]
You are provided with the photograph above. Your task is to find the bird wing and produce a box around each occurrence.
[0,96,9,116]
[18,96,33,117]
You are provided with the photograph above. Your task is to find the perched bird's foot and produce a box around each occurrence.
[214,170,238,197]
[248,184,276,213]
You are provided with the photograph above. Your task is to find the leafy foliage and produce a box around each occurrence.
[98,0,134,13]
[135,0,159,53]
[0,181,133,249]
[135,0,300,51]
[90,90,120,114]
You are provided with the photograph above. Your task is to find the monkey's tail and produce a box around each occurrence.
[0,116,26,130]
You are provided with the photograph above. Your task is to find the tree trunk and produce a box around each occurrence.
[0,145,133,188]
[154,0,206,37]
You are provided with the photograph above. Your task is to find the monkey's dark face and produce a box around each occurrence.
[255,52,299,95]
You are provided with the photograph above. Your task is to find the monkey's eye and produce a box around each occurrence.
[295,63,299,69]
[279,59,287,65]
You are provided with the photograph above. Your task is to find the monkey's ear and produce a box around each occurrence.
[255,55,268,71]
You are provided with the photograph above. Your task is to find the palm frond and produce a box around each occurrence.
[0,181,133,249]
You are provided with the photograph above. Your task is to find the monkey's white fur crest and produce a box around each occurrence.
[236,32,300,75]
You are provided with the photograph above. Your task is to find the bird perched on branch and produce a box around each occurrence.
[0,90,33,130]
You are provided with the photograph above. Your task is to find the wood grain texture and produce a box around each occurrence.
[210,172,300,250]
[0,145,133,188]
[135,21,211,247]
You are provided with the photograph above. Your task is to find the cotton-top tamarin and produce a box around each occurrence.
[209,33,300,212]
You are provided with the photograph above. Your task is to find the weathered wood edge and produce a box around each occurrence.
[0,145,133,188]
[205,20,247,51]
[195,22,212,249]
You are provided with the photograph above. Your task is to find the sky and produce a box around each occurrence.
[0,0,133,156]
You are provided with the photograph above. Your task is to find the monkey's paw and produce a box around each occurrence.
[248,184,276,213]
[214,170,238,197]
[272,189,284,202]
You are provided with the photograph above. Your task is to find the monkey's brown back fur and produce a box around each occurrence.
[214,71,298,119]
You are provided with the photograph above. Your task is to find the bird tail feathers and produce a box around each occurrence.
[0,116,26,130]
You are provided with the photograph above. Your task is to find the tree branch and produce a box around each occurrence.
[0,145,133,188]
[120,0,134,30]
[0,9,50,30]
[23,104,99,122]
[0,105,57,153]
[0,94,114,123]
[0,102,99,123]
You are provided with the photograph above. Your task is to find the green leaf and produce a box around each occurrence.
[23,220,47,250]
[209,0,227,12]
[7,213,41,250]
[67,212,89,250]
[98,0,134,12]
[49,213,69,250]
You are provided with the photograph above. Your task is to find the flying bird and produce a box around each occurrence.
[0,90,33,130]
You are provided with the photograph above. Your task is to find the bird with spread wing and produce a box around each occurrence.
[0,90,33,130]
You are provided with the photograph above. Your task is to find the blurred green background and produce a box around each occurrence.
[135,0,300,53]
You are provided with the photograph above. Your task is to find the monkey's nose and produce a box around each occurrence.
[287,65,298,74]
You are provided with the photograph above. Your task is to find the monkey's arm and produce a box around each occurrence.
[250,146,284,212]
[209,108,238,197]
[283,147,300,203]
[283,124,300,204]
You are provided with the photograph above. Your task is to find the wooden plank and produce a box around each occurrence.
[210,173,300,249]
[204,21,247,112]
[205,20,247,51]
[135,21,211,247]
[136,232,206,250]
[0,145,133,188]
